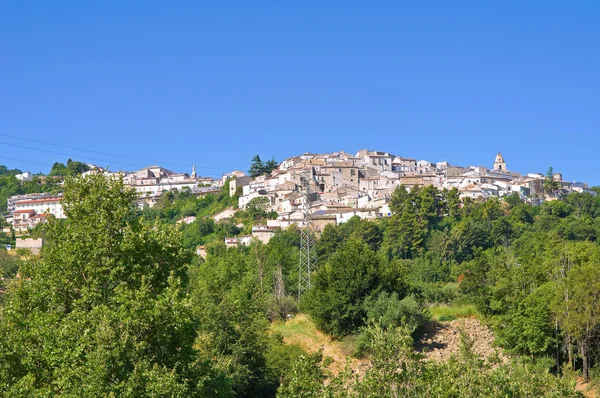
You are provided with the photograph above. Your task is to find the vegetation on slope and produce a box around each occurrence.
[2,166,600,395]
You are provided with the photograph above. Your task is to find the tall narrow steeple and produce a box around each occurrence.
[191,164,197,179]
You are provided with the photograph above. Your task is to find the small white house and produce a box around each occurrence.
[15,172,33,182]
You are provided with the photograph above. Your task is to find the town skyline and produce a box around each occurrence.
[5,147,595,187]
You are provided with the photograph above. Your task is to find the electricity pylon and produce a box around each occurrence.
[298,171,317,299]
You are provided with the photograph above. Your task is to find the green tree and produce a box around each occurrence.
[246,196,271,220]
[263,157,279,175]
[249,155,264,177]
[0,174,230,397]
[544,166,561,196]
[553,242,600,382]
[66,158,91,175]
[248,155,278,177]
[302,238,391,337]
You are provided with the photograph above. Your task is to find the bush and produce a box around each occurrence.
[355,293,429,357]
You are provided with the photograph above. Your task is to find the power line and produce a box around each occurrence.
[0,140,226,177]
[0,141,149,169]
[0,133,231,172]
[0,156,53,168]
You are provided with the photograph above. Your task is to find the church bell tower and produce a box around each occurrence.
[493,153,507,171]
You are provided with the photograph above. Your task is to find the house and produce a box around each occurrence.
[397,175,435,188]
[7,193,61,214]
[310,215,337,235]
[252,225,280,244]
[136,166,174,180]
[12,209,36,232]
[12,209,49,232]
[224,237,239,248]
[459,185,484,199]
[14,197,64,220]
[417,160,434,174]
[392,157,417,173]
[229,176,253,197]
[224,235,253,248]
[356,150,394,172]
[15,172,33,182]
[317,163,360,192]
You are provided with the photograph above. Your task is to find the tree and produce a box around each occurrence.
[263,158,278,175]
[302,238,390,337]
[0,174,230,396]
[49,161,68,177]
[66,158,90,175]
[248,155,278,177]
[544,166,561,197]
[553,243,600,382]
[246,196,271,220]
[249,155,264,177]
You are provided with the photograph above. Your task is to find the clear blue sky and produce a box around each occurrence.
[1,1,599,183]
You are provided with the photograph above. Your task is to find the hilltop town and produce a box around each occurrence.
[6,150,596,253]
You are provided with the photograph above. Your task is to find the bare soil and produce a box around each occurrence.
[416,317,508,363]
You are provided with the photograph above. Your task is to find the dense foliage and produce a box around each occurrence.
[0,175,230,396]
[2,167,600,395]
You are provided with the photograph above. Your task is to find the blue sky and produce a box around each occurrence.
[1,1,599,183]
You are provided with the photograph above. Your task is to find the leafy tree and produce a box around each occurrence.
[0,165,22,176]
[246,196,271,220]
[316,224,342,263]
[302,238,398,337]
[66,158,90,175]
[191,245,285,397]
[496,283,557,357]
[553,242,600,382]
[0,174,230,396]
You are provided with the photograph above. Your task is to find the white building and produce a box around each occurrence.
[15,172,33,182]
[14,197,65,219]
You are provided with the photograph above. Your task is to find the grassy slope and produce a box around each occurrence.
[270,314,369,375]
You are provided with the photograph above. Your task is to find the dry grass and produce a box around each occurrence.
[271,314,369,375]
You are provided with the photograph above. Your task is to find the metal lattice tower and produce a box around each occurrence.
[298,172,317,299]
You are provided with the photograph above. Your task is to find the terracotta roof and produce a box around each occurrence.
[13,209,35,214]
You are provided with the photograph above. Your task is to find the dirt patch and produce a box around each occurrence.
[576,377,600,398]
[416,317,507,363]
